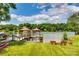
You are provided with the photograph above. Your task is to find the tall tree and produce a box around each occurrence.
[68,12,79,24]
[68,12,79,34]
[0,3,16,22]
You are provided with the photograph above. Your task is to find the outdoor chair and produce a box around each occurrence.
[50,41,56,45]
[67,39,73,45]
[60,41,67,45]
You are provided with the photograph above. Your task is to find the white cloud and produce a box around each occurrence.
[34,3,49,9]
[11,14,18,19]
[37,3,79,24]
[35,3,67,9]
[68,6,79,12]
[40,3,79,16]
[0,21,10,25]
[11,13,63,24]
[41,5,69,16]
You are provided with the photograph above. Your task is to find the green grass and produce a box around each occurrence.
[70,35,79,45]
[0,42,79,56]
[0,35,79,56]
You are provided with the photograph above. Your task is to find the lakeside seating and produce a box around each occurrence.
[50,39,73,45]
[50,41,56,45]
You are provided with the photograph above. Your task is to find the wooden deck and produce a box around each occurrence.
[23,36,43,42]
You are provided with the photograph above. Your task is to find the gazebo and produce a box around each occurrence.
[20,26,30,31]
[20,26,30,38]
[33,27,40,32]
[31,27,43,42]
[32,27,40,37]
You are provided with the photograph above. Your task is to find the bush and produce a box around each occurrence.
[63,32,68,40]
[0,37,4,41]
[9,40,26,46]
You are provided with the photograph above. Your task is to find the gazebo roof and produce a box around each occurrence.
[33,27,40,31]
[20,26,30,31]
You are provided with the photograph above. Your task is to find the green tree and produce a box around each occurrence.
[68,12,79,24]
[68,12,79,34]
[63,32,68,40]
[0,3,16,22]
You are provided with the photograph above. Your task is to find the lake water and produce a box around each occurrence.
[5,32,75,43]
[41,32,75,43]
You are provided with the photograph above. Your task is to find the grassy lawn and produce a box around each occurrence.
[0,35,79,56]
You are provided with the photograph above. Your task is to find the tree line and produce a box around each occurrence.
[0,23,79,34]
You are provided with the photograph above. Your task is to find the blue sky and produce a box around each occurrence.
[1,3,79,25]
[10,3,41,16]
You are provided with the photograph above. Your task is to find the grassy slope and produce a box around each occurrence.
[0,35,79,56]
[0,42,79,56]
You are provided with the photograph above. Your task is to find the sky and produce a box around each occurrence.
[1,3,79,25]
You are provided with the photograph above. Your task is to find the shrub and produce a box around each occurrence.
[9,40,26,46]
[63,32,68,40]
[0,37,4,41]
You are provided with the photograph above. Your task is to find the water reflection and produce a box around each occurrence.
[41,32,75,43]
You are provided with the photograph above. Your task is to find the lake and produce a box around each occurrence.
[5,32,75,43]
[41,32,75,43]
